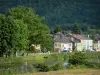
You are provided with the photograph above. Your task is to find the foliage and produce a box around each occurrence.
[84,52,100,61]
[0,57,24,67]
[72,24,82,34]
[69,52,87,65]
[0,6,53,57]
[68,52,100,69]
[35,63,63,72]
[85,62,100,69]
[68,64,88,69]
[35,63,51,72]
[0,52,100,74]
[0,14,8,57]
[8,6,53,51]
[14,20,29,51]
[54,25,62,33]
[0,0,100,28]
[72,43,77,52]
[57,53,69,62]
[51,63,63,71]
[87,29,100,35]
[0,14,29,57]
[0,68,17,75]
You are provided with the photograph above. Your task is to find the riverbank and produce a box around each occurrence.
[0,52,100,75]
[17,69,100,75]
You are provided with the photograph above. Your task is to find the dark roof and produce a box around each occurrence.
[95,34,100,40]
[66,34,80,43]
[54,32,72,43]
[72,37,81,43]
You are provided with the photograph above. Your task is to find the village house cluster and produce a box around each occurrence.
[54,32,100,52]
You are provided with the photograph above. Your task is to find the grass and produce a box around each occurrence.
[0,54,51,66]
[0,52,100,67]
[0,54,59,75]
[0,57,24,67]
[1,52,99,66]
[84,52,100,63]
[22,54,58,64]
[0,52,100,75]
[17,69,100,75]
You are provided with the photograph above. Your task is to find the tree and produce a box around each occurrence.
[35,24,53,51]
[0,14,9,57]
[54,25,62,33]
[13,19,29,53]
[72,24,82,34]
[0,6,53,57]
[0,14,29,57]
[72,42,77,52]
[8,6,53,51]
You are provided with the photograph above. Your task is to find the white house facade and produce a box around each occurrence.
[54,32,72,52]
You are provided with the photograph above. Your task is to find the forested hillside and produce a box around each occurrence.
[0,0,100,28]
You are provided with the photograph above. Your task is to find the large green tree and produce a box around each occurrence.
[8,6,53,51]
[0,14,29,57]
[13,19,29,52]
[0,14,9,57]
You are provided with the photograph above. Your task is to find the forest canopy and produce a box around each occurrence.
[0,0,100,28]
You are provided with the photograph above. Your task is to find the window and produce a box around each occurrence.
[62,44,64,47]
[58,44,61,47]
[69,43,71,47]
[55,43,57,47]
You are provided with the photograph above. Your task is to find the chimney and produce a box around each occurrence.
[71,37,74,41]
[88,35,89,38]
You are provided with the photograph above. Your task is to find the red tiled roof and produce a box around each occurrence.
[72,34,84,40]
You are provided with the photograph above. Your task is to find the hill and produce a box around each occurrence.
[0,0,100,27]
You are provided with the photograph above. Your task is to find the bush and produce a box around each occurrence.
[51,63,63,71]
[0,57,24,68]
[0,68,17,75]
[68,64,88,69]
[35,63,51,72]
[85,62,100,69]
[69,52,87,65]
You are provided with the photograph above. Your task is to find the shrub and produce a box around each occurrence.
[0,68,17,75]
[35,63,51,72]
[85,62,100,69]
[69,52,87,65]
[51,63,63,71]
[68,64,87,69]
[0,57,24,68]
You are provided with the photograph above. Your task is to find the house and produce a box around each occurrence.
[93,34,100,51]
[54,32,72,52]
[30,44,41,52]
[71,34,93,51]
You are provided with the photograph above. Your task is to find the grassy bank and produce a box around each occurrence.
[0,52,100,75]
[17,69,100,75]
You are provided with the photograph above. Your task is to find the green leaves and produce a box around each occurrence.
[0,6,53,57]
[8,6,53,51]
[69,52,86,65]
[54,25,62,33]
[72,23,82,34]
[0,14,29,56]
[14,20,29,50]
[0,14,10,56]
